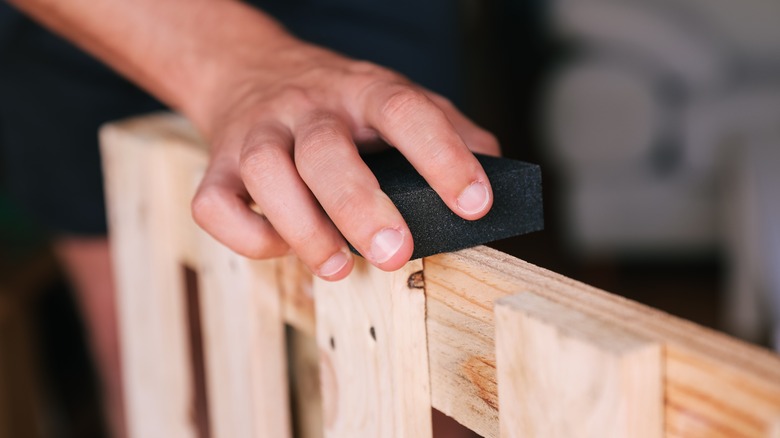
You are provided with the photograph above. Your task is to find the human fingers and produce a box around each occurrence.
[425,92,501,157]
[362,84,494,221]
[192,157,290,258]
[237,122,355,280]
[293,111,413,270]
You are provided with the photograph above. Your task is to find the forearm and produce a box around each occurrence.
[8,0,297,133]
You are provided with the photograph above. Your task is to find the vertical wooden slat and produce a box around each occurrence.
[314,258,431,438]
[197,233,292,438]
[101,124,197,438]
[495,293,663,438]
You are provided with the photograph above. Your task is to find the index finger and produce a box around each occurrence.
[362,84,493,220]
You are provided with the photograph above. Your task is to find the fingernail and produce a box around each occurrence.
[318,250,350,278]
[370,228,404,264]
[457,182,490,215]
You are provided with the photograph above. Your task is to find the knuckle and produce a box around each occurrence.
[349,60,386,75]
[429,93,455,110]
[235,237,277,260]
[191,185,223,226]
[322,185,390,252]
[328,183,363,222]
[302,120,343,151]
[233,241,265,259]
[239,145,288,187]
[273,85,316,114]
[424,142,459,169]
[379,88,428,121]
[287,222,320,248]
[295,117,345,172]
[475,129,500,153]
[352,62,402,85]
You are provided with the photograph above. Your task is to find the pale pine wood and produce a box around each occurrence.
[103,113,780,438]
[196,232,292,438]
[101,119,201,438]
[289,328,324,438]
[424,255,502,437]
[425,247,780,437]
[495,293,662,438]
[279,255,316,336]
[314,257,432,438]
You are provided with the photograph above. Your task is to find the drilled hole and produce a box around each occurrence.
[369,326,376,341]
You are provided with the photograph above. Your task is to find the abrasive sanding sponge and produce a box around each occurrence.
[357,149,543,260]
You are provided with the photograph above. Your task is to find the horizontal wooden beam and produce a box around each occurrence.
[425,248,780,437]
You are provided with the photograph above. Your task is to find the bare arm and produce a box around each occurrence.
[10,0,499,279]
[7,0,296,131]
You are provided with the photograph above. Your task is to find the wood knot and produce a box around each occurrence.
[407,270,425,289]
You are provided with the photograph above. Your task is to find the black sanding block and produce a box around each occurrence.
[354,149,543,260]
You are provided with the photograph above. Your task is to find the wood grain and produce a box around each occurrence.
[279,255,315,336]
[102,119,200,438]
[495,293,662,438]
[314,257,431,438]
[197,233,291,438]
[425,247,780,437]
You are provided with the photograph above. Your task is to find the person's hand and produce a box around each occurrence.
[190,40,500,281]
[9,0,497,280]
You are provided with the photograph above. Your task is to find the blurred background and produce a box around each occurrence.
[1,0,779,436]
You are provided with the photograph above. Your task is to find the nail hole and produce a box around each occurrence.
[407,270,425,289]
[369,326,376,341]
[330,336,336,350]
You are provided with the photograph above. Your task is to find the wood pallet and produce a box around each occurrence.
[101,113,780,438]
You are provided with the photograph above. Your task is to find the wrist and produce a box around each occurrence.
[176,4,313,138]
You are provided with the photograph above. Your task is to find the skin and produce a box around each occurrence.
[10,0,500,280]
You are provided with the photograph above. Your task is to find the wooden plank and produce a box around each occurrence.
[289,328,324,438]
[425,247,780,438]
[197,233,291,438]
[314,258,431,438]
[101,119,200,438]
[495,293,662,438]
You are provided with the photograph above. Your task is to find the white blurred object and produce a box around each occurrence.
[548,62,662,172]
[681,89,780,174]
[547,0,780,343]
[722,136,780,342]
[688,0,780,61]
[566,170,717,255]
[554,0,728,93]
